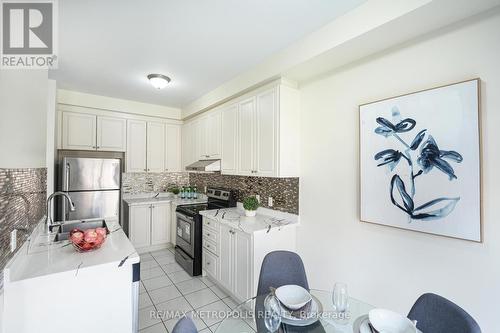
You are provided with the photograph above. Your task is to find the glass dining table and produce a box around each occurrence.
[215,289,374,333]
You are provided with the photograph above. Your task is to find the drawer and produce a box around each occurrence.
[203,228,218,243]
[203,250,218,278]
[203,239,218,255]
[203,217,218,232]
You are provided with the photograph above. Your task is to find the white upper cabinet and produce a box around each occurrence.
[96,116,127,152]
[220,83,300,177]
[181,121,195,170]
[59,108,181,173]
[165,124,181,172]
[146,122,165,173]
[127,120,147,172]
[196,111,221,160]
[183,109,221,165]
[221,104,238,174]
[237,98,256,176]
[62,112,127,152]
[255,89,276,176]
[62,112,97,150]
[198,116,209,160]
[207,111,221,159]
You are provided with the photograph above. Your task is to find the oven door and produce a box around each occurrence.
[176,213,195,257]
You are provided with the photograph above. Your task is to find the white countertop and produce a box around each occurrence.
[123,192,207,206]
[199,205,299,234]
[3,218,139,283]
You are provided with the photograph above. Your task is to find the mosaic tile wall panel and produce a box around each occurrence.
[0,168,46,282]
[189,173,299,214]
[122,172,190,194]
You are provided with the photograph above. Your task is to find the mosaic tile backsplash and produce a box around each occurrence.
[122,172,299,214]
[122,172,190,194]
[189,173,299,214]
[0,168,46,279]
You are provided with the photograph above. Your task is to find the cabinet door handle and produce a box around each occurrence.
[207,261,210,265]
[206,233,210,236]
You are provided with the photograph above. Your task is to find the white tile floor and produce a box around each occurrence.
[139,248,240,333]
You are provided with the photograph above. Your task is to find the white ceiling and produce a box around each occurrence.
[49,0,365,108]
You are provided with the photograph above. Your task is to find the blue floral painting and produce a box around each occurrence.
[359,79,481,241]
[374,107,463,221]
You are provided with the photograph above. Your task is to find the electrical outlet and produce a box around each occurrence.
[255,194,261,203]
[268,197,273,207]
[10,229,17,252]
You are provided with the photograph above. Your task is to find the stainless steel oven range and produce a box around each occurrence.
[175,187,236,276]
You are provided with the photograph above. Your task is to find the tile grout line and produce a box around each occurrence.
[151,250,201,331]
[145,249,236,331]
[138,252,168,332]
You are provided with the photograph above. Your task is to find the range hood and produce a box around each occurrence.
[185,159,221,172]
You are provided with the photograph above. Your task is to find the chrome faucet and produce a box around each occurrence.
[46,192,76,231]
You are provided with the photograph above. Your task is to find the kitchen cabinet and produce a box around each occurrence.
[129,204,151,249]
[96,116,127,151]
[165,124,181,172]
[151,203,171,245]
[232,229,252,301]
[147,121,165,172]
[237,98,256,176]
[255,89,276,176]
[59,108,181,173]
[128,202,171,251]
[181,121,195,170]
[126,120,147,172]
[220,82,300,177]
[62,112,97,150]
[202,215,297,303]
[218,223,233,290]
[207,111,221,159]
[62,112,126,151]
[221,104,238,174]
[193,110,221,161]
[127,120,180,173]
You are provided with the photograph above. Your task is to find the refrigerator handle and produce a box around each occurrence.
[65,162,70,192]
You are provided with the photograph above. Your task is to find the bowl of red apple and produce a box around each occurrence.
[69,227,107,252]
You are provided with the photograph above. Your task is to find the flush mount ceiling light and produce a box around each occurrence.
[147,74,171,89]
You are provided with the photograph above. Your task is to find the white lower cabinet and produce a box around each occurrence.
[129,204,151,249]
[233,229,252,301]
[202,216,295,302]
[218,223,233,290]
[151,203,171,245]
[129,202,171,251]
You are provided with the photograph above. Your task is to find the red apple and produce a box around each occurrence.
[95,227,107,238]
[84,229,98,243]
[70,228,83,236]
[70,231,84,244]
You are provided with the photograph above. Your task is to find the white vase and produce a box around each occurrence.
[245,209,257,217]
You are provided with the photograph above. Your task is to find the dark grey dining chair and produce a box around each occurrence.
[408,293,481,333]
[257,250,309,296]
[172,317,198,333]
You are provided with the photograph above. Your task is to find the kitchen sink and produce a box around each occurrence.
[53,219,109,242]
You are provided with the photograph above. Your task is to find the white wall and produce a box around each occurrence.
[298,10,500,332]
[0,70,49,168]
[58,89,182,120]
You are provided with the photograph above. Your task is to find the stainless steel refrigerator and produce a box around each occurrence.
[58,156,121,222]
